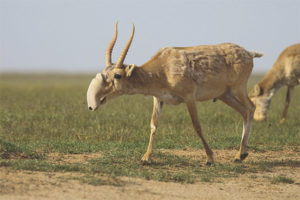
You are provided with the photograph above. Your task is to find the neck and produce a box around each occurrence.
[259,64,285,99]
[123,65,165,96]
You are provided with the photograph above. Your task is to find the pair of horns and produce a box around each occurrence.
[105,22,135,68]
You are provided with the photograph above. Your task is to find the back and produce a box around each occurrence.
[275,43,300,84]
[149,43,254,86]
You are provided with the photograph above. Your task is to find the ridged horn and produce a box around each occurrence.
[115,23,135,68]
[105,22,118,67]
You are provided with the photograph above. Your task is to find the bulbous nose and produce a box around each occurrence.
[88,106,93,111]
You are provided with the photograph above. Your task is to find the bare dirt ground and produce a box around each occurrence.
[1,149,300,200]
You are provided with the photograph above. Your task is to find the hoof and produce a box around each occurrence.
[206,161,213,166]
[141,160,151,165]
[234,153,248,163]
[240,153,248,161]
[279,118,285,124]
[141,157,151,165]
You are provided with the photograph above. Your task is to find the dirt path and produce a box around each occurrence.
[1,149,300,200]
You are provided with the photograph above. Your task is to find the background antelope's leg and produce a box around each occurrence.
[186,100,214,165]
[280,86,293,124]
[141,97,163,163]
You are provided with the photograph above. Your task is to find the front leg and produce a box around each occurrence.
[186,100,214,165]
[280,86,293,124]
[141,97,163,164]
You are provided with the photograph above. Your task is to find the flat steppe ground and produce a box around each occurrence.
[0,74,299,199]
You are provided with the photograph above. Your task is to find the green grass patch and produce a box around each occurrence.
[271,175,295,184]
[0,138,43,159]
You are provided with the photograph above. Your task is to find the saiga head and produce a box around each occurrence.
[249,84,271,121]
[87,22,136,111]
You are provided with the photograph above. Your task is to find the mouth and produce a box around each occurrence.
[100,96,106,104]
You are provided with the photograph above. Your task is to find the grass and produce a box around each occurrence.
[0,74,299,184]
[271,175,295,184]
[0,138,43,159]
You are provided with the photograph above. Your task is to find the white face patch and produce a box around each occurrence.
[253,97,268,120]
[87,74,106,111]
[87,78,100,110]
[252,89,275,121]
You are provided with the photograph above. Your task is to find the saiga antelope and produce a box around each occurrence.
[249,43,300,123]
[87,23,263,165]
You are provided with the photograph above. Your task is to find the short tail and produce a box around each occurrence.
[249,51,264,58]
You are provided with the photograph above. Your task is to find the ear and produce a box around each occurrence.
[253,84,263,96]
[125,64,135,77]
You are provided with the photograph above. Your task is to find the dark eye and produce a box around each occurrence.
[114,74,122,79]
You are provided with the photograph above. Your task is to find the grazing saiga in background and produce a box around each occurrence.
[87,23,263,165]
[250,43,300,123]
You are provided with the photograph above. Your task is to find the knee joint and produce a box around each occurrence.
[150,124,156,134]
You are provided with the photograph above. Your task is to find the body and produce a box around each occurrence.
[131,43,256,104]
[87,23,263,164]
[250,43,300,122]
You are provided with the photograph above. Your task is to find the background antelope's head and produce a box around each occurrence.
[87,22,136,111]
[249,84,273,121]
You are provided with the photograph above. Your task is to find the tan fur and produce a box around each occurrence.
[87,24,263,164]
[249,43,300,123]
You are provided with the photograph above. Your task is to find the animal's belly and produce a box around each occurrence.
[195,85,227,101]
[157,93,184,105]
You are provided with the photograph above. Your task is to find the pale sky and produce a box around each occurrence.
[0,0,299,73]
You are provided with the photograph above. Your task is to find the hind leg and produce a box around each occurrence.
[220,87,255,162]
[231,86,255,161]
